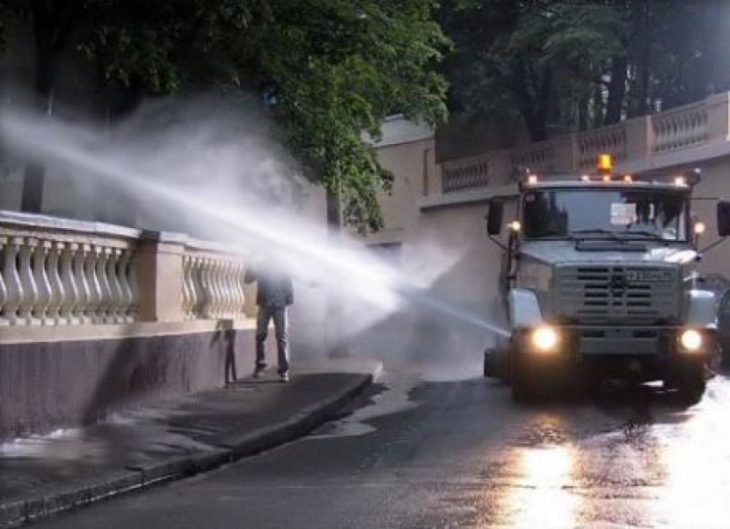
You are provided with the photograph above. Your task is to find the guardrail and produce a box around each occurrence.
[441,153,491,193]
[182,241,248,320]
[437,91,730,193]
[651,100,709,153]
[0,211,251,327]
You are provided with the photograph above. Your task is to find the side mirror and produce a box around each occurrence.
[487,200,504,236]
[717,201,730,237]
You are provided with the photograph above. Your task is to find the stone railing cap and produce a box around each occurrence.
[185,237,243,256]
[0,209,142,239]
[140,230,189,244]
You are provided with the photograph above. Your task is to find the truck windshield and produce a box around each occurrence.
[522,188,689,241]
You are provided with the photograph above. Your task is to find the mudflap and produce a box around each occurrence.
[484,347,510,381]
[510,345,580,403]
[664,355,708,406]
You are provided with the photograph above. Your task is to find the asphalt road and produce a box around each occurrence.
[33,369,730,529]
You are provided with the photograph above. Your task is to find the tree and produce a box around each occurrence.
[442,0,730,142]
[76,0,449,233]
[441,0,624,141]
[15,0,88,212]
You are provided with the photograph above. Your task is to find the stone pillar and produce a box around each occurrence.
[136,231,187,322]
[624,115,653,160]
[487,150,513,186]
[706,91,730,142]
[552,134,579,173]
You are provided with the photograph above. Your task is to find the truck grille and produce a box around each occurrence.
[555,265,680,324]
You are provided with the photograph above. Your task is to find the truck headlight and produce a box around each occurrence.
[679,329,703,352]
[531,326,559,353]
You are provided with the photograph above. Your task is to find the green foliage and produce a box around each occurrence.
[75,0,449,233]
[442,0,624,139]
[443,0,730,139]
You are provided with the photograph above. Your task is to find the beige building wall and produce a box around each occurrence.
[689,158,730,278]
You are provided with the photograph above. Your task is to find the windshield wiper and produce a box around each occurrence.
[569,228,623,242]
[620,230,672,243]
[530,229,575,240]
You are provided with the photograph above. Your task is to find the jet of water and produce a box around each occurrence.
[0,110,510,341]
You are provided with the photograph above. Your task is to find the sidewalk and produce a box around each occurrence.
[0,359,382,529]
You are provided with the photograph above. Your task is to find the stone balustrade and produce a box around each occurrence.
[0,211,140,327]
[182,241,248,320]
[510,142,555,172]
[0,211,251,327]
[578,123,626,168]
[651,100,709,153]
[442,153,491,193]
[437,91,730,194]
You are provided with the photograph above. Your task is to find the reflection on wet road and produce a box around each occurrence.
[33,372,730,529]
[476,377,730,528]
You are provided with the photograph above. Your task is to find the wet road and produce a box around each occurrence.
[34,370,730,528]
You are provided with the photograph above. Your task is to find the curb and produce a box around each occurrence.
[0,363,382,529]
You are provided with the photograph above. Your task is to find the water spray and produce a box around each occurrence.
[0,110,511,344]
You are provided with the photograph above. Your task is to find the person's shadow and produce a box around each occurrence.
[211,319,238,385]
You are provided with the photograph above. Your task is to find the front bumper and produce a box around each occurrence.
[511,325,717,381]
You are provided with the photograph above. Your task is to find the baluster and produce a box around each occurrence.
[46,241,65,325]
[106,248,123,323]
[221,260,232,316]
[96,247,112,323]
[202,257,214,318]
[18,237,39,325]
[219,261,231,317]
[182,255,192,319]
[227,262,237,318]
[211,259,224,318]
[3,237,23,325]
[59,242,79,324]
[187,256,199,319]
[236,262,247,317]
[32,240,53,325]
[192,256,205,318]
[229,261,240,317]
[198,257,212,318]
[230,262,242,317]
[117,249,134,323]
[72,243,91,324]
[86,246,102,323]
[0,237,8,326]
[127,253,140,321]
[227,262,238,318]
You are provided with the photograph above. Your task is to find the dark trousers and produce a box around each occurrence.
[255,306,290,374]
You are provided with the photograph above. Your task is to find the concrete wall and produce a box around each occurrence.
[0,322,273,438]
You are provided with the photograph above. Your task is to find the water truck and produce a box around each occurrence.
[483,154,730,403]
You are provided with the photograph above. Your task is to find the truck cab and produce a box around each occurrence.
[483,160,730,403]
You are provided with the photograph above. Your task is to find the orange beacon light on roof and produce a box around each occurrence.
[597,153,612,177]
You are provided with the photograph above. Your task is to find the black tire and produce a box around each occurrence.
[671,361,706,406]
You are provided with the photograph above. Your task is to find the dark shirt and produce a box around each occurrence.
[245,267,294,308]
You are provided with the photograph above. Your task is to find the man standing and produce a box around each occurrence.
[245,260,294,382]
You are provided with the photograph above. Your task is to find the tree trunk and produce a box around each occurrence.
[20,0,83,213]
[577,97,587,131]
[628,3,652,117]
[605,56,627,125]
[513,62,550,142]
[325,185,341,233]
[20,33,56,213]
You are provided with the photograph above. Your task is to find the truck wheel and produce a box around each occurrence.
[672,362,706,406]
